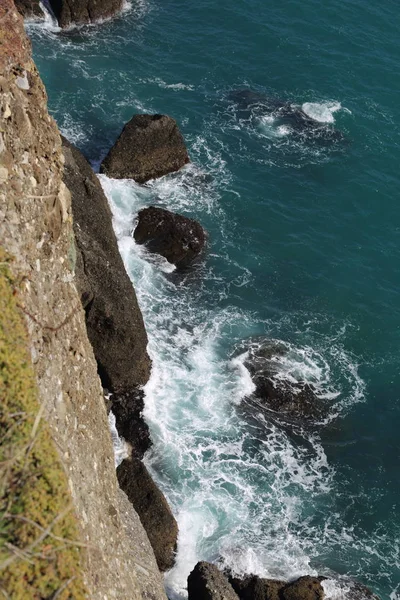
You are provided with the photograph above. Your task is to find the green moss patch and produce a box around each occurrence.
[0,248,87,599]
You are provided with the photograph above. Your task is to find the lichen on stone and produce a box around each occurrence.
[0,247,87,600]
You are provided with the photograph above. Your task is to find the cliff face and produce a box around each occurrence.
[0,3,166,599]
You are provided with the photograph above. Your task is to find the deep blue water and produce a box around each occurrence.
[27,0,400,597]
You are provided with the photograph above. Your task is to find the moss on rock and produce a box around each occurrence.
[0,247,87,599]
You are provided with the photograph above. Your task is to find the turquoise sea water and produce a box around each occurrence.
[27,0,400,597]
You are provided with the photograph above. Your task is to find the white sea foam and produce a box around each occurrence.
[98,164,370,597]
[108,411,130,467]
[301,101,351,123]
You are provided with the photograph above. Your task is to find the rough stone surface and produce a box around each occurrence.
[14,0,43,18]
[110,388,151,458]
[229,574,285,600]
[62,136,151,392]
[134,205,206,268]
[0,4,166,599]
[281,576,325,600]
[101,114,190,183]
[50,0,123,28]
[243,340,324,422]
[188,562,240,600]
[117,457,179,572]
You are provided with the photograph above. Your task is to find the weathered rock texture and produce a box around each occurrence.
[188,562,240,600]
[134,205,207,268]
[14,0,43,18]
[61,136,152,454]
[50,0,123,28]
[281,576,325,600]
[243,340,324,423]
[229,573,285,600]
[0,3,166,599]
[101,114,190,183]
[117,457,179,572]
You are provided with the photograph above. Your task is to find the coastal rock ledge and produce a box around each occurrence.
[100,113,190,183]
[15,0,124,28]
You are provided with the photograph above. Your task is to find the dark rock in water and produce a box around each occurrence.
[134,206,206,268]
[49,0,123,28]
[110,388,151,459]
[228,89,346,144]
[14,0,43,18]
[62,136,151,392]
[188,562,239,600]
[229,573,285,600]
[100,114,190,183]
[243,340,324,422]
[117,457,178,572]
[281,576,325,600]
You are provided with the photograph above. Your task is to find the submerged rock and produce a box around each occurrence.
[134,206,206,268]
[117,457,178,572]
[188,562,239,600]
[100,114,190,183]
[50,0,123,28]
[243,339,324,422]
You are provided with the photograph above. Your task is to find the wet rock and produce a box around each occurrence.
[62,137,152,446]
[117,457,178,572]
[14,0,43,18]
[110,388,151,459]
[229,573,285,600]
[243,340,324,422]
[188,562,239,600]
[50,0,123,28]
[134,206,206,268]
[281,576,325,600]
[100,114,190,183]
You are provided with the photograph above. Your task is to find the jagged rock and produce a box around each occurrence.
[188,562,239,600]
[243,340,324,422]
[281,576,325,600]
[62,137,152,453]
[14,0,43,18]
[110,388,151,459]
[229,574,285,600]
[100,114,190,183]
[340,580,380,600]
[134,206,206,268]
[50,0,123,28]
[117,457,178,572]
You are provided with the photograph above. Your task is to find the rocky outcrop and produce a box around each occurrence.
[229,573,285,600]
[0,3,166,598]
[15,0,123,27]
[134,205,206,268]
[117,456,179,572]
[243,340,324,423]
[14,0,43,18]
[188,562,240,600]
[281,576,324,600]
[100,114,190,183]
[61,136,152,452]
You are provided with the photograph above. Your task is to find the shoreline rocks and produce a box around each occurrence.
[188,562,240,600]
[117,457,179,572]
[62,136,152,453]
[242,339,325,423]
[134,206,206,268]
[15,0,124,28]
[100,114,190,183]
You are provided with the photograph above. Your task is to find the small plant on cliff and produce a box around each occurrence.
[0,248,87,599]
